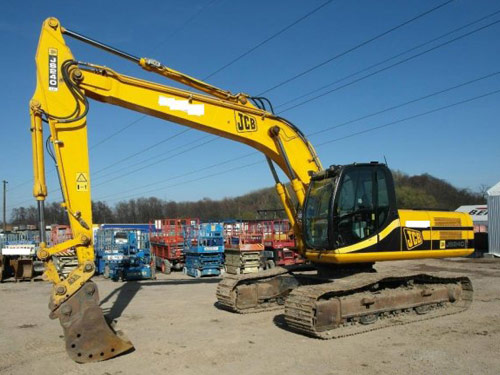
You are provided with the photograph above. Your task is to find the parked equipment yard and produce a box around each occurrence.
[1,257,499,375]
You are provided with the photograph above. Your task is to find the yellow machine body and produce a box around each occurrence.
[29,17,474,362]
[308,210,474,264]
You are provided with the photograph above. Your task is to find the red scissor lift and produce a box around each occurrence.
[262,219,305,268]
[224,220,264,275]
[150,218,199,274]
[50,224,72,246]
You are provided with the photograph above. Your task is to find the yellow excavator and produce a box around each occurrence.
[30,18,474,363]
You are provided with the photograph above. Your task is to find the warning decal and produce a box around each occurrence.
[76,172,88,192]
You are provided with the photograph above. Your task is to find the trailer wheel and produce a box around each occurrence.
[195,269,201,278]
[182,266,188,275]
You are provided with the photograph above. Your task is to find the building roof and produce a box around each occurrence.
[487,181,500,197]
[455,205,488,222]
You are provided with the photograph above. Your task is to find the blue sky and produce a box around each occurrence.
[1,0,499,217]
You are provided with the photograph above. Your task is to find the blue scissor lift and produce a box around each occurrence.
[94,228,153,281]
[183,223,224,278]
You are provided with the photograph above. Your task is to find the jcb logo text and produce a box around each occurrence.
[403,228,423,250]
[235,111,257,133]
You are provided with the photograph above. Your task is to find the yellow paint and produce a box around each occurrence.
[30,18,96,300]
[398,209,431,225]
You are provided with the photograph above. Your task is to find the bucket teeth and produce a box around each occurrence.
[51,281,134,363]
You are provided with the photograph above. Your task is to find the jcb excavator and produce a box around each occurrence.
[30,18,474,363]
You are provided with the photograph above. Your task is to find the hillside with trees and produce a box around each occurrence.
[9,171,485,225]
[392,171,483,210]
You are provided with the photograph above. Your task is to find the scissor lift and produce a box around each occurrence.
[50,225,78,278]
[184,222,224,278]
[150,218,199,274]
[224,220,264,275]
[261,219,305,269]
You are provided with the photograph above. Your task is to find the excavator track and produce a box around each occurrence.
[284,271,473,339]
[216,266,309,313]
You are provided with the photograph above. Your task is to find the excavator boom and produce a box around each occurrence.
[30,17,321,362]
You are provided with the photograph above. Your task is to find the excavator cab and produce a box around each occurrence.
[303,163,398,251]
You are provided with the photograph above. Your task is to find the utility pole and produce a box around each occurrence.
[2,180,7,233]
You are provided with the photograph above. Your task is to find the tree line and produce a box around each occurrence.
[10,187,284,225]
[9,171,485,226]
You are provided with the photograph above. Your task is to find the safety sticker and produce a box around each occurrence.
[76,172,88,192]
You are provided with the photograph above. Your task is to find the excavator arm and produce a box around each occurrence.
[30,17,322,362]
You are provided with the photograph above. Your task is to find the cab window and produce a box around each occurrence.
[304,178,335,248]
[333,168,375,247]
[376,169,390,228]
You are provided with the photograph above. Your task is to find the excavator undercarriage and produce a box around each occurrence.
[216,267,472,338]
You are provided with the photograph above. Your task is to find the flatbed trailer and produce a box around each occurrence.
[0,234,44,282]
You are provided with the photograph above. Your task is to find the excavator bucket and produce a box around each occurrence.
[50,281,134,363]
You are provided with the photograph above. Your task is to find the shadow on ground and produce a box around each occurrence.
[272,313,299,335]
[100,277,221,321]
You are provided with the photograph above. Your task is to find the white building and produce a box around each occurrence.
[455,205,488,233]
[487,181,500,257]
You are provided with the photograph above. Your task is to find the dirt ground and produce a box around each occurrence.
[0,257,499,375]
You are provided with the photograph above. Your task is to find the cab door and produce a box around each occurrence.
[332,166,376,250]
[332,165,399,253]
[374,166,400,252]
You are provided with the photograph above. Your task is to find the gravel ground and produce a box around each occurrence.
[0,257,499,375]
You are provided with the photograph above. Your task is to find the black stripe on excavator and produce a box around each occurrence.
[432,226,474,231]
[350,239,471,254]
[430,240,471,249]
[404,226,474,231]
[400,240,470,251]
[335,226,472,254]
[342,227,401,254]
[377,226,401,251]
